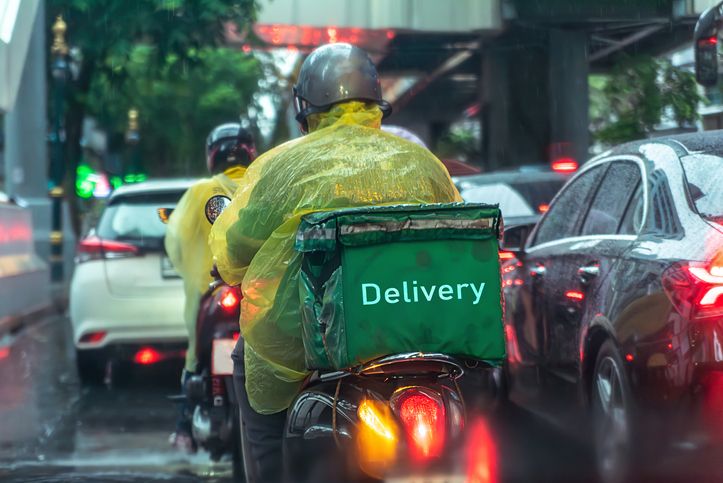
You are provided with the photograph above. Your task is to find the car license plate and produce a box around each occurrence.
[212,339,236,375]
[160,255,180,279]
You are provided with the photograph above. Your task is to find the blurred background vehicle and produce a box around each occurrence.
[69,179,195,384]
[455,161,577,251]
[502,131,723,482]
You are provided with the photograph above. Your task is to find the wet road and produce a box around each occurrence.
[0,315,232,483]
[0,313,597,482]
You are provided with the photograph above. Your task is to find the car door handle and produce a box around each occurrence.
[530,264,546,277]
[578,263,600,285]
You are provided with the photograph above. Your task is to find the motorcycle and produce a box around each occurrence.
[283,353,502,482]
[245,203,506,482]
[159,207,245,480]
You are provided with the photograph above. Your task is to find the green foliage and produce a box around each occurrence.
[46,0,259,231]
[436,124,481,162]
[47,0,256,72]
[87,45,262,175]
[590,56,703,146]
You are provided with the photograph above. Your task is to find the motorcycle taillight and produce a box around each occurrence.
[662,261,723,320]
[218,286,241,313]
[393,388,446,462]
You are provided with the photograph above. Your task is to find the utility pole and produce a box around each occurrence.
[49,15,70,282]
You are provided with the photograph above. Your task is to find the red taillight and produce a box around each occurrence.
[499,251,516,261]
[76,236,138,263]
[79,331,107,344]
[538,203,550,213]
[233,332,241,341]
[663,262,723,320]
[219,287,241,312]
[395,389,446,462]
[551,158,578,173]
[133,347,162,365]
[565,290,585,301]
[698,36,718,46]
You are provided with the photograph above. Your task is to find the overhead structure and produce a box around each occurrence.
[243,0,715,167]
[0,0,40,112]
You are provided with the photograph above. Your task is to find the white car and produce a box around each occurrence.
[70,178,196,384]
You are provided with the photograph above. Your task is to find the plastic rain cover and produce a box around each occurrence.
[164,166,246,372]
[209,101,461,413]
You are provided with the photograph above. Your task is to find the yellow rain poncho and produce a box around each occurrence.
[165,165,247,372]
[209,102,461,413]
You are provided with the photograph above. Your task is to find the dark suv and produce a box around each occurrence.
[503,132,723,482]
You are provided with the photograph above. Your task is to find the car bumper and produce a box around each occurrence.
[70,269,187,349]
[634,317,723,446]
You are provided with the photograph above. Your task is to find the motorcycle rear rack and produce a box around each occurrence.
[317,352,465,383]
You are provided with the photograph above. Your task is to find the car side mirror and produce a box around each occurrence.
[157,207,174,224]
[695,2,723,87]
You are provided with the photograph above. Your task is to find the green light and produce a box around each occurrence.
[123,173,148,184]
[110,176,123,189]
[76,164,96,199]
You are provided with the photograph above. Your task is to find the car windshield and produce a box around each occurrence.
[460,179,565,218]
[96,191,184,245]
[680,154,723,221]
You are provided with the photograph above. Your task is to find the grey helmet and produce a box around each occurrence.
[293,43,392,132]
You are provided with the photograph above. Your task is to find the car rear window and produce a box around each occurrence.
[680,154,723,221]
[460,178,565,217]
[96,191,184,247]
[507,179,566,212]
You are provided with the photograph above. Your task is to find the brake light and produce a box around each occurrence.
[499,251,516,260]
[133,347,162,365]
[79,331,107,344]
[662,262,723,320]
[219,286,241,312]
[565,290,585,301]
[76,236,138,263]
[538,203,550,213]
[551,158,578,173]
[395,389,446,462]
[465,418,499,483]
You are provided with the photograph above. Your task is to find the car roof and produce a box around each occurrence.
[109,178,198,200]
[455,169,569,188]
[606,130,723,158]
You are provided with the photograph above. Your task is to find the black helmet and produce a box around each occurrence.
[293,43,391,133]
[206,123,257,174]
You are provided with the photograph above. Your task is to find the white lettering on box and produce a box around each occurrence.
[360,281,486,305]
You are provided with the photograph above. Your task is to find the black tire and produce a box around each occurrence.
[591,340,637,483]
[76,349,107,385]
[232,406,245,483]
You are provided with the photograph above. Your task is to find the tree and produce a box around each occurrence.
[46,0,258,233]
[436,124,482,163]
[86,45,262,177]
[590,55,704,146]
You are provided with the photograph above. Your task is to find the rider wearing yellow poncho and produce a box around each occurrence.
[209,43,460,480]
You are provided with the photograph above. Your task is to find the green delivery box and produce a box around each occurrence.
[295,203,504,370]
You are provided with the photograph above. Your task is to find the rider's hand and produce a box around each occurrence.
[210,264,222,281]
